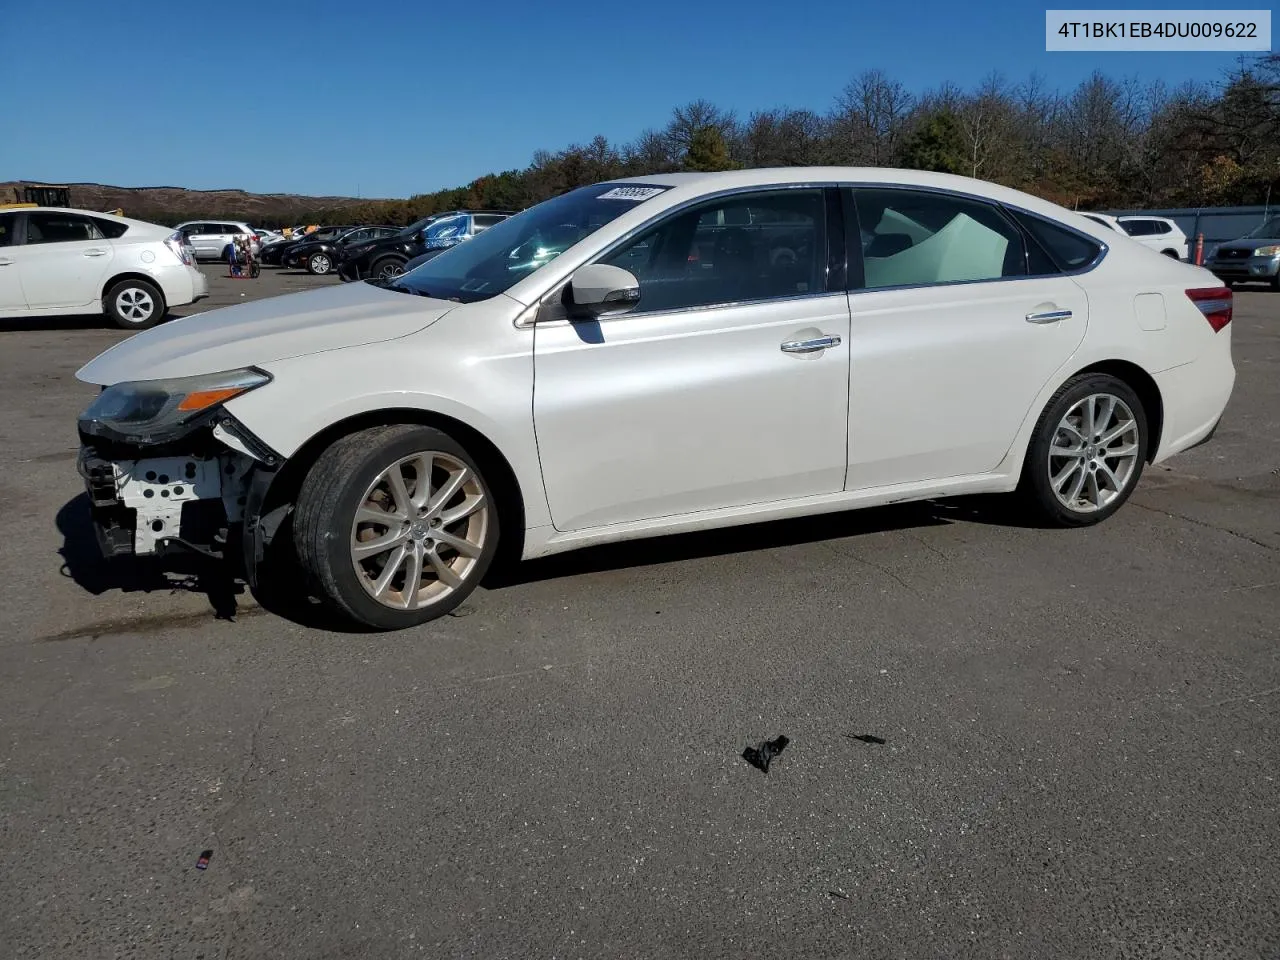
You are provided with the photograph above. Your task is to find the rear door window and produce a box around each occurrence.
[850,187,1027,289]
[0,214,14,247]
[25,213,102,244]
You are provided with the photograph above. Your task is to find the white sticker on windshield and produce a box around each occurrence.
[597,186,666,202]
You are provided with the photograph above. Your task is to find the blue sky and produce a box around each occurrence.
[0,0,1261,199]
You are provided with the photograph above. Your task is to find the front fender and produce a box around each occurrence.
[222,306,548,529]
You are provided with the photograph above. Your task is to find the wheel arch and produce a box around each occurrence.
[1000,356,1166,481]
[258,407,527,564]
[1069,359,1164,461]
[101,271,163,300]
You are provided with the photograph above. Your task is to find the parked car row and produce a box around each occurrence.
[250,210,517,278]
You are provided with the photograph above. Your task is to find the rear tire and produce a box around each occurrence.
[1018,373,1148,527]
[104,278,166,330]
[307,252,332,275]
[370,257,406,281]
[293,425,499,630]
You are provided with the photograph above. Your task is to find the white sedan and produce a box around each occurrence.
[0,207,207,328]
[75,168,1235,630]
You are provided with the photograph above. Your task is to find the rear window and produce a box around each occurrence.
[1011,211,1103,272]
[92,217,129,239]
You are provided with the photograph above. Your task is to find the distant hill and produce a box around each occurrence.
[2,180,385,228]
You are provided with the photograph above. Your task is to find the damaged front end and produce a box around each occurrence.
[76,368,283,578]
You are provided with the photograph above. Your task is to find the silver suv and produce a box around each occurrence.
[174,220,260,262]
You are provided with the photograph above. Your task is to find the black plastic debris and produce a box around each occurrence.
[848,734,886,745]
[196,849,213,870]
[742,735,790,773]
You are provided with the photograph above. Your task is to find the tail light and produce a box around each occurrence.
[164,231,193,266]
[1186,286,1232,332]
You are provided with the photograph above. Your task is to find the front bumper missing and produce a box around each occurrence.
[77,447,255,557]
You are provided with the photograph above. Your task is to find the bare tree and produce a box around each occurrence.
[831,69,914,166]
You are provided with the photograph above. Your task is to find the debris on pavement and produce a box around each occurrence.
[196,849,213,870]
[848,734,887,745]
[741,734,790,773]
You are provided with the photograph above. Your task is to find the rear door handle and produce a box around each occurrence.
[1026,309,1072,324]
[84,248,108,257]
[781,334,842,354]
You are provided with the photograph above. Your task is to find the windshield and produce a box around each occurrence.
[1245,216,1280,239]
[387,183,671,303]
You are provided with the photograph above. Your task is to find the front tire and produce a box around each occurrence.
[370,257,406,281]
[293,425,499,630]
[307,252,332,275]
[104,278,167,330]
[1018,373,1148,527]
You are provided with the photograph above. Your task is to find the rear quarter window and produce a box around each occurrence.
[92,217,129,239]
[1011,211,1103,272]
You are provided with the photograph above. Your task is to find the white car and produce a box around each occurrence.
[1081,212,1123,232]
[174,220,261,261]
[0,207,207,329]
[1117,216,1189,260]
[74,168,1236,630]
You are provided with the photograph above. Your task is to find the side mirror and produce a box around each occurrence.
[565,264,641,319]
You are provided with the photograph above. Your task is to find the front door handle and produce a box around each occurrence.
[1026,308,1072,324]
[0,258,12,266]
[84,248,108,257]
[781,334,842,354]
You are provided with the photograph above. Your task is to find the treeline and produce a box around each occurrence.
[324,55,1279,226]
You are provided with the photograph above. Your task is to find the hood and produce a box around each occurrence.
[77,281,456,385]
[1216,237,1280,252]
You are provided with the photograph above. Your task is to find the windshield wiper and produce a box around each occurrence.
[382,281,433,297]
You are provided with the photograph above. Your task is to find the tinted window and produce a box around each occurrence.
[1120,220,1152,236]
[852,188,1025,289]
[474,214,506,229]
[0,214,13,247]
[92,217,129,239]
[1082,214,1117,231]
[599,189,827,313]
[1011,211,1103,272]
[26,213,101,244]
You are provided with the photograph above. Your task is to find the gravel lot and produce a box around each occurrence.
[2,265,1277,959]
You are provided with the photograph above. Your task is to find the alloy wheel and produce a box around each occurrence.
[1047,393,1141,513]
[349,451,489,610]
[378,262,405,279]
[115,287,155,323]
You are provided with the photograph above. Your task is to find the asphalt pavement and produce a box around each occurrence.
[1,265,1277,959]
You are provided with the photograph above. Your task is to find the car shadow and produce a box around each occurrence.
[56,494,246,620]
[0,314,115,333]
[57,490,1045,627]
[483,493,1042,589]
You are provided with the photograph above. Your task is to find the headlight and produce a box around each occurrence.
[1253,245,1280,257]
[80,368,271,444]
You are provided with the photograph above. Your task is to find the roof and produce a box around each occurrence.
[605,166,1085,225]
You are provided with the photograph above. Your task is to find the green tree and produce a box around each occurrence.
[899,109,966,174]
[684,127,735,172]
